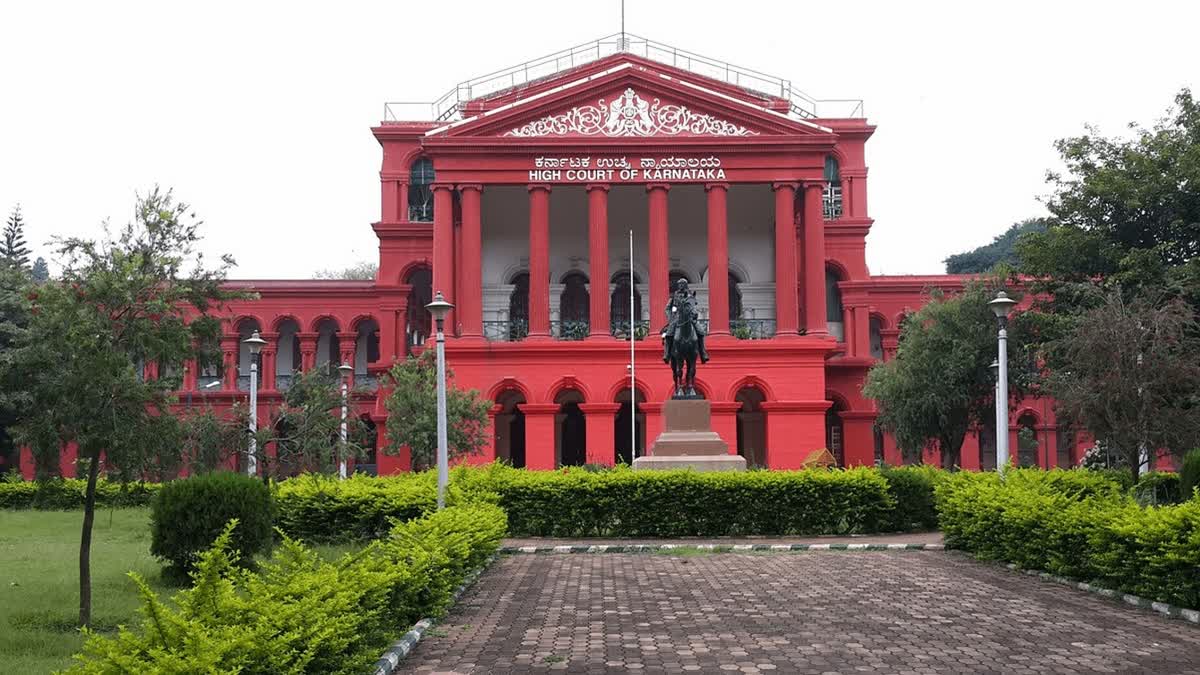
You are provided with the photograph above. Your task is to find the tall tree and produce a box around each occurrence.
[264,368,367,478]
[944,218,1048,274]
[7,188,241,627]
[2,204,31,270]
[382,350,489,469]
[30,257,49,283]
[1046,291,1200,483]
[863,277,1035,468]
[1018,89,1200,309]
[0,263,31,475]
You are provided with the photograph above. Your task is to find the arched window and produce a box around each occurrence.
[610,271,643,337]
[558,271,590,339]
[728,270,744,322]
[826,269,845,342]
[236,320,263,391]
[495,390,526,468]
[315,319,340,374]
[355,319,380,389]
[1017,413,1039,468]
[555,389,587,467]
[197,333,222,390]
[356,416,378,476]
[408,158,435,222]
[869,316,884,360]
[405,266,432,352]
[508,272,530,340]
[614,387,646,465]
[823,155,843,220]
[275,319,301,390]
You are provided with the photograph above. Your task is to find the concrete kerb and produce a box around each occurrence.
[370,553,498,675]
[499,542,946,554]
[999,560,1200,627]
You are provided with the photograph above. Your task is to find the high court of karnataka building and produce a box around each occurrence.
[36,36,1085,476]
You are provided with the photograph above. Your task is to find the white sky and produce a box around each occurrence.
[1,1,1196,279]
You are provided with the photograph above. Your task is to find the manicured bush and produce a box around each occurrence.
[1133,471,1181,505]
[1181,449,1200,500]
[937,470,1200,609]
[0,476,159,509]
[150,472,275,573]
[66,504,507,674]
[878,465,943,531]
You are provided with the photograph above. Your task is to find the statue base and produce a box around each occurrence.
[633,399,746,472]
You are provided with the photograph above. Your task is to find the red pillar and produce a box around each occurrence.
[431,183,456,331]
[706,183,730,336]
[761,401,829,469]
[528,185,551,337]
[802,181,827,336]
[710,401,741,454]
[772,183,799,336]
[518,403,559,469]
[260,342,276,392]
[458,184,483,338]
[299,334,317,371]
[647,184,670,334]
[853,306,870,358]
[221,341,237,391]
[579,402,621,466]
[839,411,876,467]
[586,184,610,337]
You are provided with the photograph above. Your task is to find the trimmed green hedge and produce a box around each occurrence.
[0,477,160,509]
[274,473,437,543]
[937,469,1200,609]
[66,503,507,674]
[271,464,941,540]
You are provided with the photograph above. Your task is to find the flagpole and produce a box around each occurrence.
[629,229,636,460]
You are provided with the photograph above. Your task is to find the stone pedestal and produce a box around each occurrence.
[633,399,746,471]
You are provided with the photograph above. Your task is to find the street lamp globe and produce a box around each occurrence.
[988,290,1018,321]
[243,331,267,354]
[426,292,454,325]
[338,362,353,378]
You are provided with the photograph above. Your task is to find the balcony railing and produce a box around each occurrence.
[383,32,864,123]
[551,320,590,341]
[610,319,651,341]
[484,320,528,342]
[731,318,776,340]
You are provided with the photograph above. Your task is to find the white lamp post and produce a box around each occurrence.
[988,291,1018,473]
[426,291,454,510]
[338,362,353,479]
[243,331,268,477]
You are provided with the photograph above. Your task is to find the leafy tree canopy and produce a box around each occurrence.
[4,187,243,626]
[265,367,368,478]
[1018,89,1200,309]
[944,218,1047,274]
[382,350,489,470]
[863,275,1036,468]
[313,261,377,280]
[1046,291,1200,483]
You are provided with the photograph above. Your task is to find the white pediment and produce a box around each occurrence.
[503,87,759,138]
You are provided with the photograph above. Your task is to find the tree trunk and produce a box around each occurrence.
[78,447,101,628]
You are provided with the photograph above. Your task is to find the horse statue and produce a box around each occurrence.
[663,280,706,399]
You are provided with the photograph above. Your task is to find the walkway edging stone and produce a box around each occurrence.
[499,542,945,554]
[1003,562,1200,626]
[370,553,498,675]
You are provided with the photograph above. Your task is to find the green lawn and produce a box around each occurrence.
[0,508,359,674]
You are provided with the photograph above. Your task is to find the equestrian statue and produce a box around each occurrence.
[661,278,710,399]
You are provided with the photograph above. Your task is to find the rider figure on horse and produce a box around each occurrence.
[661,278,710,364]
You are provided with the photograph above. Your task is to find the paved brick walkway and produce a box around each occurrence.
[500,532,942,549]
[399,552,1200,674]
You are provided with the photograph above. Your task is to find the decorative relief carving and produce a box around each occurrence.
[504,88,758,138]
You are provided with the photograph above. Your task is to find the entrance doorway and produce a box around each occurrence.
[735,386,767,468]
[494,390,526,468]
[556,389,586,467]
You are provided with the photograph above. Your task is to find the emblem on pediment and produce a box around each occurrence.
[504,88,758,138]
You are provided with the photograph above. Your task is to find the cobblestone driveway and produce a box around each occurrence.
[399,552,1200,674]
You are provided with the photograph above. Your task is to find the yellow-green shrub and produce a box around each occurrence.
[66,504,507,674]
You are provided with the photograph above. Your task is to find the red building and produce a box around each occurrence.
[18,35,1087,478]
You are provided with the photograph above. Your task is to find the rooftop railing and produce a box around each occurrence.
[383,33,863,123]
